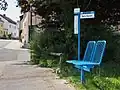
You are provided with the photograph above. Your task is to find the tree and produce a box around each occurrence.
[17,0,120,63]
[0,0,8,10]
[17,0,120,24]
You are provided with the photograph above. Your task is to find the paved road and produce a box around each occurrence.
[0,40,75,90]
[0,40,29,62]
[0,39,11,48]
[0,49,21,61]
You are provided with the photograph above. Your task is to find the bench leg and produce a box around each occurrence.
[81,69,85,84]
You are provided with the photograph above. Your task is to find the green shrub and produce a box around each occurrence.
[93,76,120,90]
[39,59,48,67]
[29,25,120,90]
[30,24,120,65]
[8,33,12,39]
[81,24,120,62]
[47,59,53,67]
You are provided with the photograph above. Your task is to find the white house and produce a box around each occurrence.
[0,14,19,38]
[20,13,29,44]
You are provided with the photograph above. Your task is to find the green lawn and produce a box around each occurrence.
[62,62,120,90]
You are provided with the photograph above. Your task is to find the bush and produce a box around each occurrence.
[8,33,12,39]
[30,26,66,66]
[93,76,120,90]
[30,24,120,67]
[80,24,120,62]
[39,59,48,67]
[47,59,53,67]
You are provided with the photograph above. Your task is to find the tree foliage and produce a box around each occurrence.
[18,1,120,89]
[18,0,120,63]
[0,0,8,10]
[17,0,120,24]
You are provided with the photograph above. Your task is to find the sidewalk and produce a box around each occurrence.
[0,40,75,90]
[0,61,75,90]
[4,40,28,50]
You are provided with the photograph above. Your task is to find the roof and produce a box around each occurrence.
[0,14,16,25]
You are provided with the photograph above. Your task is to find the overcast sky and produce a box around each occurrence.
[0,0,21,22]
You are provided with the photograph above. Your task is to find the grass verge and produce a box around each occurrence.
[61,62,120,90]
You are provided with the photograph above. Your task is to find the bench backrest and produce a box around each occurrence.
[92,40,106,64]
[83,41,96,62]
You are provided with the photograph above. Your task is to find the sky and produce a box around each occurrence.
[0,0,21,22]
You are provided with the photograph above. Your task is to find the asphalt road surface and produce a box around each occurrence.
[0,40,11,48]
[0,39,75,90]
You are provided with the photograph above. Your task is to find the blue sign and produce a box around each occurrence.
[80,11,95,19]
[73,8,95,62]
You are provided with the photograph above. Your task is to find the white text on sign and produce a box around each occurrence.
[81,14,94,19]
[80,11,95,19]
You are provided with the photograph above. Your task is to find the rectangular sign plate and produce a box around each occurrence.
[74,8,80,14]
[80,11,95,19]
[74,15,78,34]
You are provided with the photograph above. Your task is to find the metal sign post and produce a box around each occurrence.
[74,8,95,61]
[74,8,81,61]
[73,8,95,84]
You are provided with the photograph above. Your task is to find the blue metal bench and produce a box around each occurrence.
[67,41,96,72]
[66,40,106,84]
[75,41,97,72]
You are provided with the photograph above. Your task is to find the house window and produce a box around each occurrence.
[14,33,16,36]
[9,25,11,28]
[14,26,16,29]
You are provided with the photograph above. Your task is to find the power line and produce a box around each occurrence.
[84,0,92,10]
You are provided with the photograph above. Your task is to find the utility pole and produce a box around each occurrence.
[29,3,32,42]
[30,4,32,27]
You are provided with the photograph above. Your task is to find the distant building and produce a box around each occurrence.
[20,11,42,44]
[16,20,20,38]
[0,19,4,37]
[0,14,19,38]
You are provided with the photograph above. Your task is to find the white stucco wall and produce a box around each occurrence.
[22,12,29,43]
[0,15,19,38]
[0,16,8,31]
[21,12,42,44]
[8,23,19,38]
